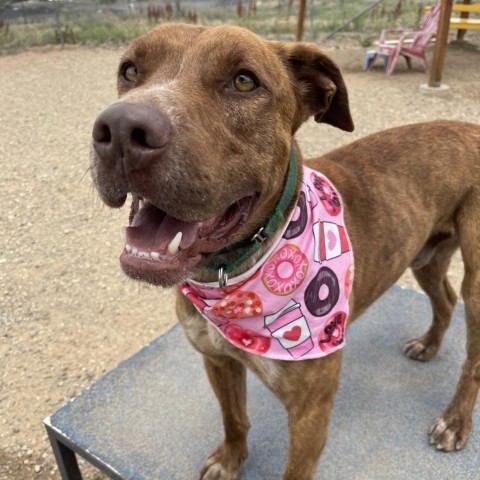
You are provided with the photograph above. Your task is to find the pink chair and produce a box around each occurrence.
[369,3,441,75]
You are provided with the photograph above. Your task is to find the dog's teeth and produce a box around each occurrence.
[132,247,139,255]
[125,243,132,253]
[167,232,182,255]
[138,250,150,259]
[151,251,160,260]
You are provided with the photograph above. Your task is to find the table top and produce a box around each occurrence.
[46,286,480,480]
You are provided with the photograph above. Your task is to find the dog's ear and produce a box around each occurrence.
[281,42,354,132]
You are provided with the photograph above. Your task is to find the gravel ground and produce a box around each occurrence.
[0,32,479,480]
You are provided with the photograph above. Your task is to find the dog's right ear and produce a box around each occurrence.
[276,42,354,133]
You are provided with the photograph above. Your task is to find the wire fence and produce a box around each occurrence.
[0,0,428,50]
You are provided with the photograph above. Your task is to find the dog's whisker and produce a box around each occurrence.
[80,166,91,183]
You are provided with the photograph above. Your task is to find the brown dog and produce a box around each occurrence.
[90,23,480,480]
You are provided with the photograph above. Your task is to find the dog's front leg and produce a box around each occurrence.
[429,197,480,451]
[200,354,250,480]
[280,350,343,480]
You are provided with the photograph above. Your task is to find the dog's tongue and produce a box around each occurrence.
[122,194,255,273]
[127,203,199,253]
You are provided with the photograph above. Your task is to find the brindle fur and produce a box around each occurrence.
[90,24,480,480]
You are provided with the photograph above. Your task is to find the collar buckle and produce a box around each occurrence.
[251,227,267,244]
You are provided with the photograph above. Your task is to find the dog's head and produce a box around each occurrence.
[90,23,353,286]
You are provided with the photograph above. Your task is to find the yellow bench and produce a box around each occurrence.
[426,3,480,33]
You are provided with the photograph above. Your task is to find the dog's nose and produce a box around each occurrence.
[92,102,171,172]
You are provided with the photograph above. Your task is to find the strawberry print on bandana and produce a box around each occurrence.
[179,166,354,361]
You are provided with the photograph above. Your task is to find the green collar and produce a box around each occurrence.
[204,147,298,275]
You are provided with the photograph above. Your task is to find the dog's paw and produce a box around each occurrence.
[429,414,471,452]
[403,336,439,362]
[200,461,238,480]
[200,442,247,480]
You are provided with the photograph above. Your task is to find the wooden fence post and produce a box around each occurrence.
[428,0,453,87]
[296,0,307,41]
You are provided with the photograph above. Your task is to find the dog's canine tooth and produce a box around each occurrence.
[125,243,132,253]
[167,231,182,255]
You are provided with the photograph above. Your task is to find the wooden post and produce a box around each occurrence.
[296,0,307,41]
[309,0,315,40]
[457,0,471,41]
[428,0,453,88]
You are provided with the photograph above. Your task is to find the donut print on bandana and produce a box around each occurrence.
[284,191,308,240]
[311,171,342,216]
[262,244,308,296]
[179,165,353,361]
[319,311,347,352]
[304,267,340,317]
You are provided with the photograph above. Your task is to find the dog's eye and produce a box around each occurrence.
[233,72,257,93]
[122,64,138,83]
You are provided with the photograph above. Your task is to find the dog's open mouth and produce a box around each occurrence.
[120,194,256,276]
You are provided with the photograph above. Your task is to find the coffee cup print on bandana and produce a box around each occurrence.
[313,221,350,264]
[264,300,314,358]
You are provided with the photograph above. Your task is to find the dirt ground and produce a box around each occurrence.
[0,30,479,480]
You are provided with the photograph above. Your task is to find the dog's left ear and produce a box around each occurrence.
[281,42,354,132]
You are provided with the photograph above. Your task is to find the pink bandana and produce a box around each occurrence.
[179,166,354,360]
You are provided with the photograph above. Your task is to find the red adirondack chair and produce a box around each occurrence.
[370,3,441,75]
